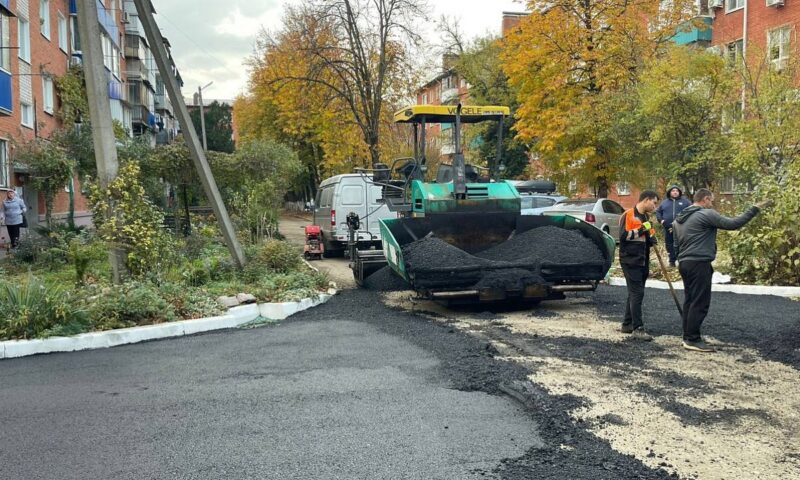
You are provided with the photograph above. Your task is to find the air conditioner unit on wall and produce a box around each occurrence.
[710,0,724,8]
[766,0,784,7]
[70,56,82,67]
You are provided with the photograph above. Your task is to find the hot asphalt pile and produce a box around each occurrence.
[363,266,411,291]
[477,226,605,265]
[398,226,604,291]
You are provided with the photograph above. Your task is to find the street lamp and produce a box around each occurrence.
[198,81,213,152]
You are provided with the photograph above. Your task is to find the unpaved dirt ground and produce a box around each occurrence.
[384,288,800,480]
[278,213,356,289]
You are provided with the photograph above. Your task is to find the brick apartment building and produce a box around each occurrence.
[0,0,180,238]
[415,53,470,160]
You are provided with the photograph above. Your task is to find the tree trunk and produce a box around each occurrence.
[181,184,191,236]
[45,194,54,228]
[67,175,75,230]
[596,177,609,199]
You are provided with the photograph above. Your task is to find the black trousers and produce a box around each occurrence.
[6,223,21,248]
[622,265,649,330]
[664,225,676,264]
[678,260,713,342]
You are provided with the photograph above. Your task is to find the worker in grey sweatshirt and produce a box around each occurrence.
[673,188,772,353]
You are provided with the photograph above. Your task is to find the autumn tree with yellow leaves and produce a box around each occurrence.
[235,0,426,192]
[502,0,701,196]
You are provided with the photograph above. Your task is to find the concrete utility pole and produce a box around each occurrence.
[198,81,213,152]
[76,0,127,283]
[133,0,245,268]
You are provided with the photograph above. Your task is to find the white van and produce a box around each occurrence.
[313,174,395,257]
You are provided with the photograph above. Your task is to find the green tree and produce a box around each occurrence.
[455,36,529,178]
[502,0,699,196]
[14,139,76,227]
[189,101,235,153]
[724,59,800,285]
[629,46,737,194]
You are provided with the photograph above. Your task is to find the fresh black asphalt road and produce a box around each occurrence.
[4,286,795,479]
[0,290,543,480]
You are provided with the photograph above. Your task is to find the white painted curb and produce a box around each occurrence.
[606,277,800,298]
[0,292,335,361]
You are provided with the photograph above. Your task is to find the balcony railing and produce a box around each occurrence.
[673,16,712,46]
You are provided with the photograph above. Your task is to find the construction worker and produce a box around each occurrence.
[672,189,773,352]
[656,185,690,267]
[619,190,660,341]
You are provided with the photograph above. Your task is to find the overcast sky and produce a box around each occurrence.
[153,0,526,101]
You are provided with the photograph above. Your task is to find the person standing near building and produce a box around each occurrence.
[656,185,690,267]
[673,189,772,352]
[619,190,660,341]
[2,190,27,249]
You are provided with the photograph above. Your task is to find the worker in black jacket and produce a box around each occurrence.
[618,190,659,341]
[673,189,772,352]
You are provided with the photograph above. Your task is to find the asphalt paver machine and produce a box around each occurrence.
[351,104,615,303]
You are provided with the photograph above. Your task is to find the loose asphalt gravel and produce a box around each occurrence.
[476,226,604,264]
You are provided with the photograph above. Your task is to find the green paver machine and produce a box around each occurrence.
[351,104,615,303]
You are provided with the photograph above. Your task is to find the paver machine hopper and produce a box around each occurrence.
[351,104,616,303]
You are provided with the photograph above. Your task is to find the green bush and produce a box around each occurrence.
[252,270,330,302]
[725,175,800,285]
[88,281,175,330]
[255,240,303,273]
[157,282,222,319]
[0,277,86,340]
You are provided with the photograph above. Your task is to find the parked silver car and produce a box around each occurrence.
[519,193,567,215]
[541,198,625,235]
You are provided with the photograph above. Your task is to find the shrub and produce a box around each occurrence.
[0,277,86,340]
[157,282,222,319]
[255,240,303,273]
[725,175,800,285]
[88,281,175,330]
[252,270,329,302]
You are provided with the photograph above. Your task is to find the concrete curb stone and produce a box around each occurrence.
[0,292,335,361]
[606,277,800,297]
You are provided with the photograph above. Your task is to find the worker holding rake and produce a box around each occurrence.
[618,190,660,341]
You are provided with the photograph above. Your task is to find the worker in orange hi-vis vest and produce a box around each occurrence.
[618,190,660,341]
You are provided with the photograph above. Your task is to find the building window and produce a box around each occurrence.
[0,140,8,188]
[42,77,54,114]
[58,13,67,52]
[21,102,33,128]
[720,176,752,194]
[726,0,744,12]
[40,0,51,40]
[18,16,31,63]
[0,15,9,71]
[422,93,428,104]
[768,26,791,70]
[616,182,631,196]
[726,39,743,66]
[71,17,81,52]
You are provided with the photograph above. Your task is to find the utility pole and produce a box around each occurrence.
[198,81,212,152]
[133,0,245,268]
[76,0,127,283]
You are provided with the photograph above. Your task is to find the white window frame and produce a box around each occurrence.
[726,0,745,12]
[0,139,8,188]
[21,102,34,128]
[18,16,31,63]
[0,15,9,72]
[616,182,631,196]
[768,26,792,70]
[726,39,744,66]
[42,76,54,115]
[58,12,68,52]
[40,0,51,40]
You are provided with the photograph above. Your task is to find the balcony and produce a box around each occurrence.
[154,93,172,113]
[0,69,11,115]
[441,88,459,104]
[673,16,712,46]
[131,104,154,128]
[125,58,150,82]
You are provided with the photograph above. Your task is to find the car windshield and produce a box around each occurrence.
[551,200,596,211]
